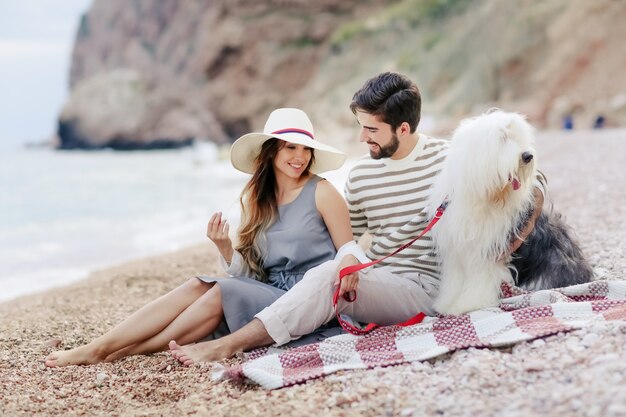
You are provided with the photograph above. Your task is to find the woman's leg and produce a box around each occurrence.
[105,285,225,361]
[44,278,212,367]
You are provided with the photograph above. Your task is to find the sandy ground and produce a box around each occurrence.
[1,128,625,417]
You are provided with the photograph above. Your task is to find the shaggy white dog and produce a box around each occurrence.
[428,110,592,315]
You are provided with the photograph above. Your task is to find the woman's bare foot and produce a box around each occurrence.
[168,340,234,366]
[104,347,132,363]
[45,344,107,368]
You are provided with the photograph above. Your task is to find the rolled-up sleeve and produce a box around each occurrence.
[219,250,253,277]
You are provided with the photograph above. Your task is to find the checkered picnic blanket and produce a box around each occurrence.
[222,280,626,389]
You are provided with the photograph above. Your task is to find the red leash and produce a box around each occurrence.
[333,201,448,336]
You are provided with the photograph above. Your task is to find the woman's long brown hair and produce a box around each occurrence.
[235,139,314,282]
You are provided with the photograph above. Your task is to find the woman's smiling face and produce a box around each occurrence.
[272,141,313,179]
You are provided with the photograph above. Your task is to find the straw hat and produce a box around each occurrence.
[230,108,346,174]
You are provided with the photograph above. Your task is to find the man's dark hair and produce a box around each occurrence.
[350,72,421,133]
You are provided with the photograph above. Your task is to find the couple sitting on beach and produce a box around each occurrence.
[45,72,452,367]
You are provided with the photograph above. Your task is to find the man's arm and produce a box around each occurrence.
[344,178,367,240]
[334,173,370,297]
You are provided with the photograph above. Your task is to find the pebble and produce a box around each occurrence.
[523,360,544,372]
[595,267,609,279]
[95,372,109,384]
[461,358,480,369]
[47,339,62,348]
[607,403,626,416]
[531,339,546,348]
[565,338,584,352]
[581,333,599,347]
[590,353,620,365]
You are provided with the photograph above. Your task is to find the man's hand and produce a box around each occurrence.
[207,212,234,262]
[334,254,360,298]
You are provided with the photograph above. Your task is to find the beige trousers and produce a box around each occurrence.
[255,259,439,346]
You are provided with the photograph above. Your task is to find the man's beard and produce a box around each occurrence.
[369,133,399,159]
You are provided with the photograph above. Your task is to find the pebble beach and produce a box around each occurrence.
[1,129,625,417]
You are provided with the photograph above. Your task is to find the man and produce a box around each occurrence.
[170,72,542,364]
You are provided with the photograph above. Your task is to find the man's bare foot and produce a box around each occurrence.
[45,344,107,368]
[168,340,234,366]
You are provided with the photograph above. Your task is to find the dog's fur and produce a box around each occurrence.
[428,110,593,315]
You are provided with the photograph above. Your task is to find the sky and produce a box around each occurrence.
[0,0,92,147]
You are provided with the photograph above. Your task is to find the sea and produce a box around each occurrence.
[0,142,250,303]
[0,142,353,303]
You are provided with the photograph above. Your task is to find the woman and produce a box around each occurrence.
[45,108,354,367]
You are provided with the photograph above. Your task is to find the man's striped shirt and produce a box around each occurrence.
[345,135,449,284]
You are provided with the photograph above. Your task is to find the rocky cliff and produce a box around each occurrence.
[59,0,626,149]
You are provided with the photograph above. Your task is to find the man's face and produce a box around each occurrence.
[355,111,399,159]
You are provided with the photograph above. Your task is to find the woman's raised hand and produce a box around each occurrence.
[207,212,234,262]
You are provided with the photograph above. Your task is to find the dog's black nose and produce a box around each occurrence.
[522,152,534,164]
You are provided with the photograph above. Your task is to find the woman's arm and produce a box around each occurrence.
[316,181,369,262]
[316,179,364,296]
[218,250,253,277]
[315,180,353,250]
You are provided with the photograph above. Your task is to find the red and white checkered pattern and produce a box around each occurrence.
[223,280,626,389]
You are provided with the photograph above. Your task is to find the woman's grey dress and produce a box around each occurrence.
[197,175,336,336]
